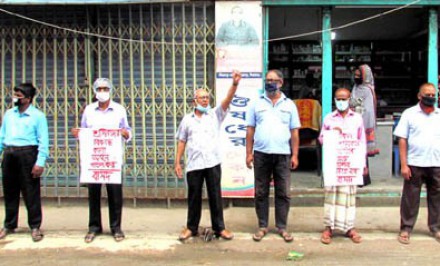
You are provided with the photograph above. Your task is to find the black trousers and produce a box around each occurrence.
[88,183,123,234]
[254,151,291,230]
[2,147,42,229]
[186,164,225,235]
[400,166,440,233]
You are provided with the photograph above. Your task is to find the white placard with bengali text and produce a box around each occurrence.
[323,130,365,186]
[79,128,123,184]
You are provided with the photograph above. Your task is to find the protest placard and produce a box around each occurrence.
[323,130,365,186]
[79,128,123,184]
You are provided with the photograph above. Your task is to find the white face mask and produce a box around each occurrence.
[96,92,110,103]
[335,99,349,111]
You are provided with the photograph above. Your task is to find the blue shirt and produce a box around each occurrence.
[393,104,440,167]
[0,105,49,167]
[246,93,301,155]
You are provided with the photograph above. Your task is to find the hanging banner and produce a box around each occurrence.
[79,128,123,184]
[215,1,263,197]
[322,130,365,186]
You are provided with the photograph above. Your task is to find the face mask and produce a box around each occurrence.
[335,99,349,111]
[265,82,279,96]
[96,92,110,103]
[195,104,211,113]
[354,77,362,85]
[13,97,22,107]
[421,96,436,107]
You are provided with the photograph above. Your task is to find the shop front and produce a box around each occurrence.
[263,0,439,181]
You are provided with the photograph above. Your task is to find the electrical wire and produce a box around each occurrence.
[0,0,422,45]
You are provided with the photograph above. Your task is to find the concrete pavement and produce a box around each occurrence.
[0,201,439,265]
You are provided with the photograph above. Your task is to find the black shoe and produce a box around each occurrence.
[0,228,14,240]
[31,228,44,242]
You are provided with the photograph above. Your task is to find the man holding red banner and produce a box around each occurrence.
[318,88,366,245]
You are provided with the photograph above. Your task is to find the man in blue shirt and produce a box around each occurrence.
[246,70,301,242]
[0,83,49,242]
[394,83,440,245]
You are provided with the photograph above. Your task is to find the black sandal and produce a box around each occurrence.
[113,231,125,242]
[84,232,97,243]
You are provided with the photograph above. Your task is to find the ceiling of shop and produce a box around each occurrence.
[268,7,429,41]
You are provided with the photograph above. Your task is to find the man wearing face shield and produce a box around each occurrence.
[0,83,49,242]
[175,70,241,241]
[72,78,131,243]
[394,83,440,245]
[318,88,366,245]
[246,70,301,243]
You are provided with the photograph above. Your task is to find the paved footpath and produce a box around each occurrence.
[0,203,439,265]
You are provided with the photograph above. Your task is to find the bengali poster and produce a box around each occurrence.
[79,128,123,184]
[215,1,262,197]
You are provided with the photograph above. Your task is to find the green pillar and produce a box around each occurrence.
[263,5,269,88]
[322,8,332,118]
[428,8,438,94]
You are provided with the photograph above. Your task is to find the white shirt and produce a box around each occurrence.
[175,106,227,172]
[393,104,440,167]
[81,101,132,141]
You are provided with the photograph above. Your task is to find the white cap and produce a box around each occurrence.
[93,78,113,93]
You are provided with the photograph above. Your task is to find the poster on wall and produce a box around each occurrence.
[79,128,123,184]
[322,130,366,186]
[215,1,262,197]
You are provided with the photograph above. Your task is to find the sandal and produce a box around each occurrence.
[84,232,97,243]
[320,228,332,245]
[398,231,410,245]
[252,228,268,242]
[278,229,294,243]
[113,231,125,242]
[346,229,362,244]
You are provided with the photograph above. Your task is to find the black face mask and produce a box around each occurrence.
[421,96,436,107]
[354,77,362,85]
[13,97,23,107]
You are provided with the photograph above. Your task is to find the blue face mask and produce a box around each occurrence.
[335,99,349,111]
[195,104,211,113]
[265,82,279,96]
[265,82,278,92]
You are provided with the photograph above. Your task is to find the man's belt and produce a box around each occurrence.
[3,145,38,152]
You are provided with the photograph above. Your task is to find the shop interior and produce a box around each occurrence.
[268,6,429,181]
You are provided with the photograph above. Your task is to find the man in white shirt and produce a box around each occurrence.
[175,71,241,241]
[72,78,131,243]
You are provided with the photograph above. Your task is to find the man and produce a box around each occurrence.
[175,70,241,241]
[246,69,300,242]
[216,5,259,47]
[72,78,131,243]
[0,83,49,242]
[318,88,366,245]
[394,82,440,245]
